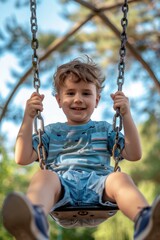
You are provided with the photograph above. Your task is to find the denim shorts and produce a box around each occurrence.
[50,170,118,228]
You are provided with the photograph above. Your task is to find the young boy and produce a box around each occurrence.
[2,57,160,240]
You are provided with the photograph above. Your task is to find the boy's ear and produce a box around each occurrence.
[95,95,101,108]
[55,94,61,108]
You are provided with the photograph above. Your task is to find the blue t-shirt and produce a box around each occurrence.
[32,120,124,175]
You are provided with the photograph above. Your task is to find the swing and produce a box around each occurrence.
[30,0,128,225]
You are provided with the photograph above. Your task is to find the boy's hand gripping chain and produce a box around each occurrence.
[112,0,129,172]
[30,0,46,169]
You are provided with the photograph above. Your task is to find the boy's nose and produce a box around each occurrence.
[74,94,83,103]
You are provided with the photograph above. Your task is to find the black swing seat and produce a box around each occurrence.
[50,204,118,220]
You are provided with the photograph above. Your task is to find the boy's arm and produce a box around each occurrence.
[15,92,44,165]
[111,91,142,161]
[121,111,142,161]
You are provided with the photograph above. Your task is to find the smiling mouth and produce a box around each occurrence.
[71,107,86,110]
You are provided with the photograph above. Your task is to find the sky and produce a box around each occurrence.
[0,0,146,151]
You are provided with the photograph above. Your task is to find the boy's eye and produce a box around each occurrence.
[66,92,74,95]
[65,91,92,96]
[83,92,92,95]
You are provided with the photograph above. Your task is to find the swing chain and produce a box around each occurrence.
[117,0,128,91]
[113,0,129,172]
[30,0,40,92]
[30,0,46,169]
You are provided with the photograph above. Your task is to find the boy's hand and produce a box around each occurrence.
[24,92,45,119]
[111,91,130,116]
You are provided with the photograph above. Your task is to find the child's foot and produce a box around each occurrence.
[134,195,160,240]
[2,192,49,240]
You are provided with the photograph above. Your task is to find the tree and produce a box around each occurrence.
[0,0,160,239]
[0,0,159,123]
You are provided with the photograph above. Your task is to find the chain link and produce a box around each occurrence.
[30,0,46,169]
[113,0,129,172]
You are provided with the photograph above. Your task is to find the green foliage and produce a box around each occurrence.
[93,212,133,240]
[49,225,95,240]
[131,114,160,187]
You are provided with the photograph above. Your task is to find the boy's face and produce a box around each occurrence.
[55,77,100,125]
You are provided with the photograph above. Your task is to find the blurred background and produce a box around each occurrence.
[0,0,160,239]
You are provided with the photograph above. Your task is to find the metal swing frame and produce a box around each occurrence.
[30,0,129,223]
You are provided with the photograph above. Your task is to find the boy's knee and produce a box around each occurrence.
[108,171,133,183]
[111,172,136,195]
[104,172,134,199]
[31,170,61,188]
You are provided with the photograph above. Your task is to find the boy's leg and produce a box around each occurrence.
[26,169,62,214]
[103,171,160,240]
[2,170,62,240]
[103,172,148,220]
